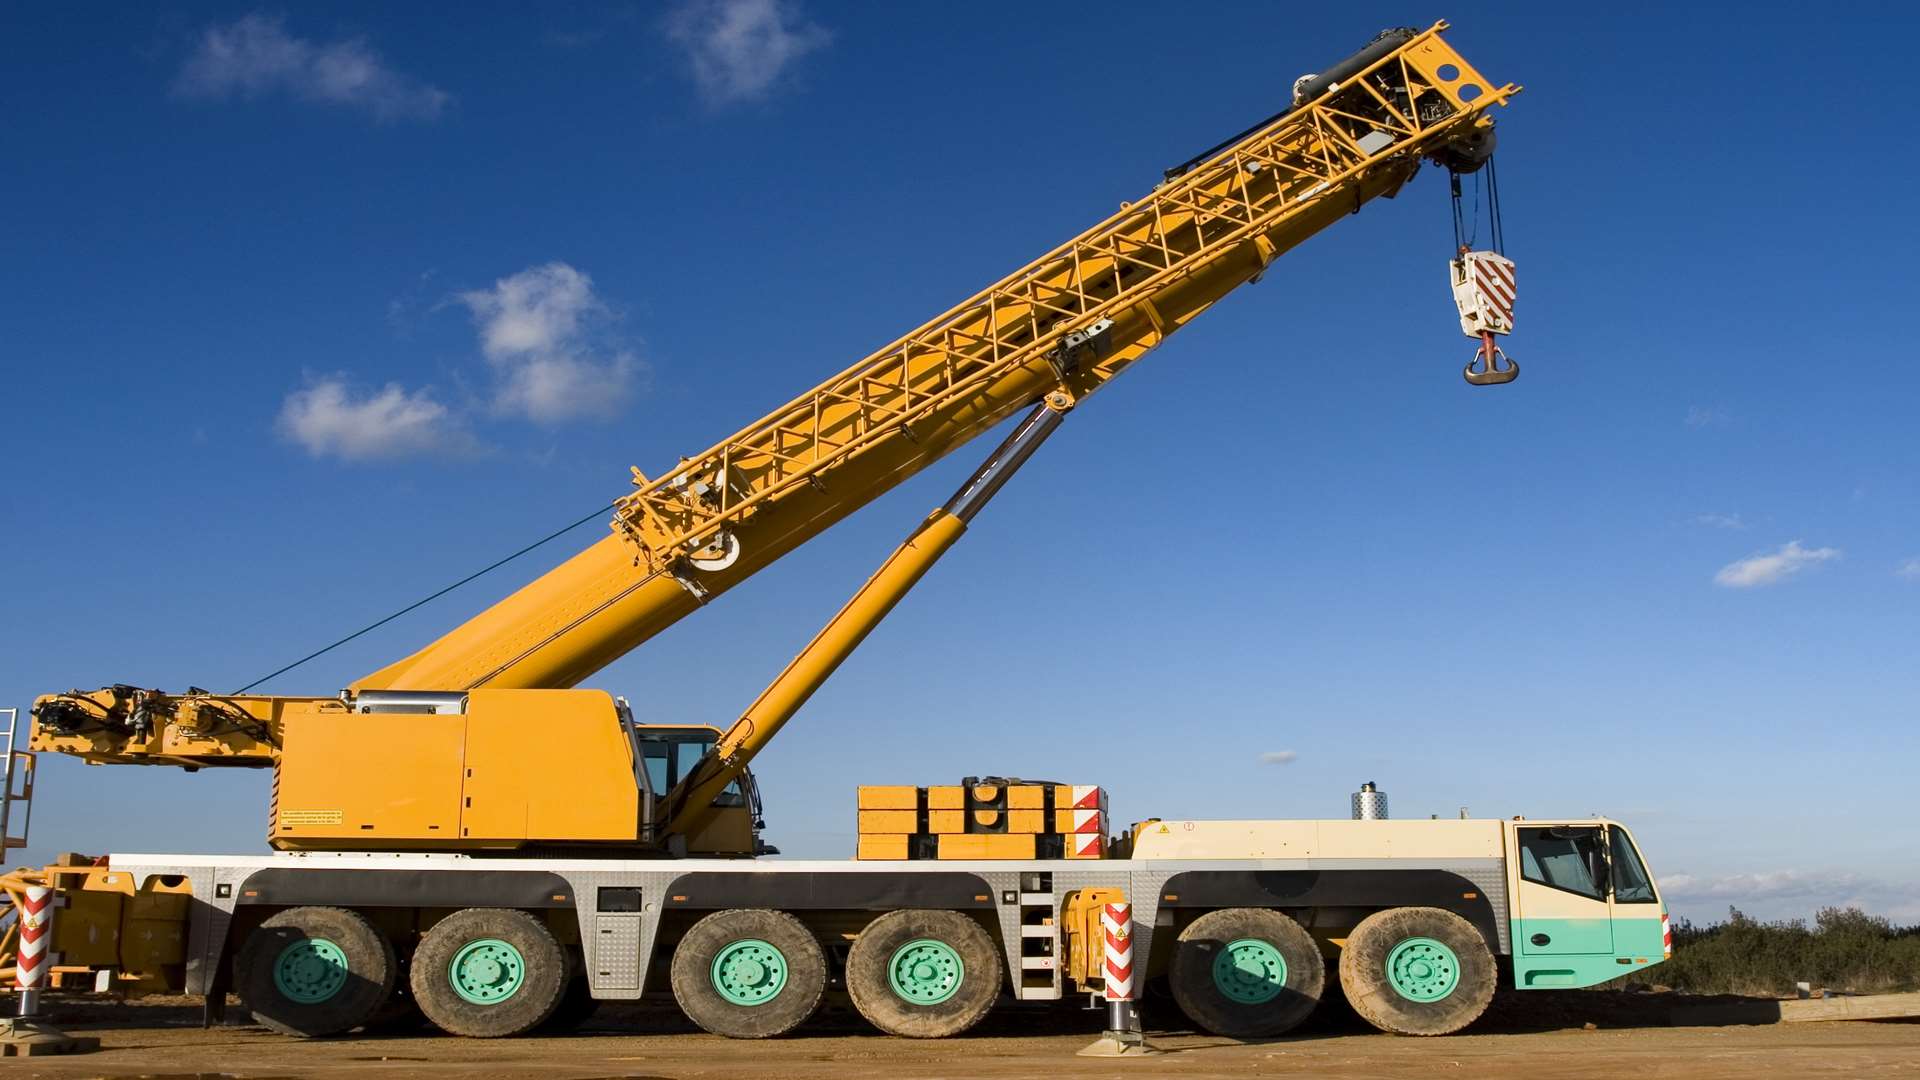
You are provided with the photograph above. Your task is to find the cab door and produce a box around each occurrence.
[1509,824,1614,984]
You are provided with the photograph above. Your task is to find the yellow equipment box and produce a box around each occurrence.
[856,810,919,833]
[856,786,920,810]
[936,834,1036,860]
[857,835,911,860]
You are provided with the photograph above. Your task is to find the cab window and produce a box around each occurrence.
[641,743,671,794]
[1517,826,1606,900]
[1609,826,1657,904]
[639,733,745,807]
[676,740,745,807]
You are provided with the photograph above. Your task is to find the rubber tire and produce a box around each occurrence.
[235,906,396,1037]
[1340,907,1496,1036]
[844,909,1002,1038]
[410,908,569,1038]
[538,976,603,1033]
[670,909,827,1038]
[1169,907,1324,1039]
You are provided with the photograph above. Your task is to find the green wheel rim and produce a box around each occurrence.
[1211,938,1288,1005]
[709,938,789,1006]
[449,938,527,1006]
[1385,937,1460,1002]
[887,938,964,1005]
[273,937,349,1004]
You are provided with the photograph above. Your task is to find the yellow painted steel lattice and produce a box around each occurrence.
[613,23,1514,573]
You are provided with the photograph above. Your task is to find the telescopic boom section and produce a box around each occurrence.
[31,24,1515,767]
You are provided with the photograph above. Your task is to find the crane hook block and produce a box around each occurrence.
[1450,250,1518,386]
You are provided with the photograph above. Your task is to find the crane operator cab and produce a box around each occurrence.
[268,688,765,856]
[622,701,772,856]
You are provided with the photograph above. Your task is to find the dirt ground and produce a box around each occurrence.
[10,994,1920,1080]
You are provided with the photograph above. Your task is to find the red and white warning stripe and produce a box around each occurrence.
[1452,251,1516,336]
[16,885,53,991]
[1472,254,1515,321]
[1661,913,1672,958]
[1068,832,1104,859]
[1064,808,1104,834]
[1061,785,1106,811]
[1102,902,1134,1001]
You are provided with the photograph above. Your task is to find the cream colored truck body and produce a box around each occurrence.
[1133,817,1670,989]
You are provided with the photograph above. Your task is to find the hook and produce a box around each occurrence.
[1463,333,1517,386]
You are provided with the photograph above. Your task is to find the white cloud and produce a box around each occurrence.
[492,353,637,423]
[665,0,830,105]
[1659,869,1848,902]
[1693,512,1745,530]
[175,13,450,121]
[1257,751,1299,766]
[1897,557,1920,581]
[278,377,468,461]
[457,262,639,423]
[1660,869,1920,923]
[1713,540,1839,589]
[464,263,595,361]
[1685,405,1730,428]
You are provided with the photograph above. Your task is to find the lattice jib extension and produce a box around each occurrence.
[613,23,1514,572]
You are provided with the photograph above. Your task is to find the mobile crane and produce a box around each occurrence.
[12,23,1669,1044]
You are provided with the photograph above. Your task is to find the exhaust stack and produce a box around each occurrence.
[1352,781,1389,820]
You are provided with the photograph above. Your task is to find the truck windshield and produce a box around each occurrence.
[1608,826,1657,904]
[1517,827,1605,900]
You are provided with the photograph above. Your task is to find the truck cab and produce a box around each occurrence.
[1504,818,1669,988]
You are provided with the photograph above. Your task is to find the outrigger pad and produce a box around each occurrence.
[1076,1029,1162,1058]
[0,1018,101,1057]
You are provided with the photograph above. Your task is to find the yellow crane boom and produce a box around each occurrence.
[31,23,1515,776]
[361,21,1513,693]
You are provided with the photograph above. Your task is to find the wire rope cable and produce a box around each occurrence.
[231,502,615,694]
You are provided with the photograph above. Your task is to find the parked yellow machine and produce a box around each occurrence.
[1,25,1658,1050]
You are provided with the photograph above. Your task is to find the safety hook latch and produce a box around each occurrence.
[1464,332,1517,386]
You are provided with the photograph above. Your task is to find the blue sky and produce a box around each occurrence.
[4,4,1916,924]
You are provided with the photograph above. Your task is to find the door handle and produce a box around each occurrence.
[1530,933,1551,946]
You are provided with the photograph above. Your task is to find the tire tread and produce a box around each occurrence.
[409,908,568,1038]
[1339,906,1495,1037]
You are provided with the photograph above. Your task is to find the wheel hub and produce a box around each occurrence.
[888,939,964,1005]
[1385,937,1461,1002]
[273,937,349,1004]
[710,939,788,1006]
[1211,938,1288,1005]
[449,938,527,1006]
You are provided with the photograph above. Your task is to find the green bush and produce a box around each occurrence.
[1619,906,1920,996]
